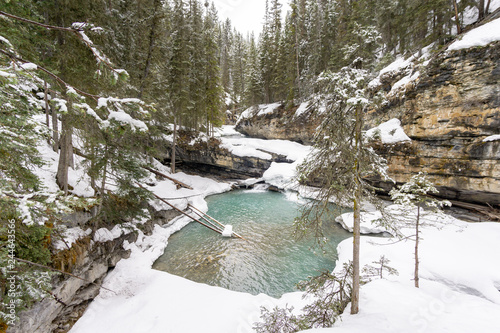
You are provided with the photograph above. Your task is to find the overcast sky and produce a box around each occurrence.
[211,0,290,36]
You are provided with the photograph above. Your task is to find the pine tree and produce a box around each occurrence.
[230,30,247,107]
[244,34,263,106]
[389,173,451,288]
[296,62,389,315]
[202,1,224,135]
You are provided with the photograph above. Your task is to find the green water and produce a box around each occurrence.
[153,190,352,298]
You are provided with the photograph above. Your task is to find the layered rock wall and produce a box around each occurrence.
[367,42,500,205]
[233,42,500,206]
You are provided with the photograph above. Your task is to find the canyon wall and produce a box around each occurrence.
[235,42,500,206]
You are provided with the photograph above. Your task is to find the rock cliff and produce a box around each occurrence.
[8,209,181,333]
[367,41,499,206]
[234,42,500,207]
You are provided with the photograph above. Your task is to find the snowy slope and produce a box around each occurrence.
[68,126,500,333]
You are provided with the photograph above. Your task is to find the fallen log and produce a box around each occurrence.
[143,166,193,190]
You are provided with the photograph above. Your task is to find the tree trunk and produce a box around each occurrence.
[415,204,420,288]
[453,0,462,34]
[44,81,50,128]
[138,0,161,99]
[171,115,177,174]
[56,114,73,195]
[351,104,363,315]
[478,0,485,20]
[51,90,59,152]
[100,146,108,197]
[44,81,52,146]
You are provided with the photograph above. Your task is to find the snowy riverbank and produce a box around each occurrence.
[66,126,500,333]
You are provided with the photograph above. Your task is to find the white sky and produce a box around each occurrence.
[211,0,290,36]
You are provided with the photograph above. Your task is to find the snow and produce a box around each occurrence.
[104,111,148,132]
[483,134,500,142]
[236,102,282,123]
[214,125,243,137]
[378,56,413,77]
[390,71,420,93]
[294,101,310,118]
[220,136,312,162]
[94,225,125,243]
[366,118,411,144]
[53,227,92,251]
[257,102,281,116]
[336,210,392,235]
[297,209,500,333]
[36,123,495,333]
[0,69,15,78]
[20,62,37,71]
[448,17,500,51]
[222,225,233,237]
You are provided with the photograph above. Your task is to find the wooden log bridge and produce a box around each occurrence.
[188,204,246,240]
[136,183,245,240]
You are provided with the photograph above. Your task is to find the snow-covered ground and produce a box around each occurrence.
[448,16,500,51]
[64,125,500,333]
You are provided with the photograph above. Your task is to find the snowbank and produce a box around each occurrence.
[220,136,312,162]
[448,17,500,51]
[294,101,311,118]
[236,103,281,122]
[366,118,411,144]
[483,134,500,142]
[52,227,92,251]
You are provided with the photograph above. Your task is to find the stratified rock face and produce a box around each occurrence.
[175,137,292,179]
[235,103,322,145]
[367,42,500,206]
[232,42,500,206]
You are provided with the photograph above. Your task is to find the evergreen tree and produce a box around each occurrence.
[230,30,247,107]
[244,34,263,106]
[296,62,389,315]
[202,1,224,135]
[389,173,451,288]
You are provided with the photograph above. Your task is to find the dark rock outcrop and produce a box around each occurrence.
[174,137,292,179]
[235,103,322,145]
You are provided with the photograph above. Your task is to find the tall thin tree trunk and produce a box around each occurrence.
[44,81,52,145]
[351,104,363,315]
[172,115,177,174]
[478,0,485,20]
[453,0,462,34]
[51,91,59,152]
[56,114,72,195]
[44,81,50,128]
[295,23,301,100]
[415,204,420,288]
[138,0,161,99]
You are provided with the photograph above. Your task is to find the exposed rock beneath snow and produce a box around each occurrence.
[7,209,181,333]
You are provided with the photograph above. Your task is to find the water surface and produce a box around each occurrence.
[153,190,351,298]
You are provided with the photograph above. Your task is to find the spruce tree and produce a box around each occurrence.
[296,62,389,315]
